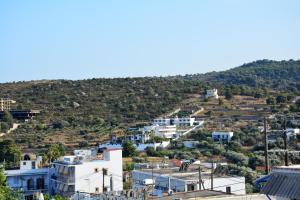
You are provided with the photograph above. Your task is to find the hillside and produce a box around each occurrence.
[0,59,299,150]
[196,59,300,91]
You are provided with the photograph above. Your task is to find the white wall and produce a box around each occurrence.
[132,170,246,195]
[202,176,246,195]
[132,171,186,192]
[74,149,123,193]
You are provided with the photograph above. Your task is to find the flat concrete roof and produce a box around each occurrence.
[5,168,49,176]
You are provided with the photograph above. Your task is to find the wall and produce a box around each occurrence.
[132,171,186,192]
[202,176,246,195]
[6,168,52,196]
[74,150,123,193]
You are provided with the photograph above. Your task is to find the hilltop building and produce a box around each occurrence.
[205,89,219,99]
[153,117,195,127]
[212,131,234,142]
[0,98,16,111]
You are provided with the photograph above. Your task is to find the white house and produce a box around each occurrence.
[99,141,170,152]
[153,118,172,126]
[286,128,300,139]
[140,124,177,139]
[51,148,123,197]
[212,131,234,142]
[153,117,196,127]
[182,140,200,148]
[173,117,195,127]
[205,89,219,99]
[132,167,245,195]
[155,125,177,138]
[5,154,52,199]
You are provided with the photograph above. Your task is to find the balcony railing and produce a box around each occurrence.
[51,174,75,184]
[11,186,48,193]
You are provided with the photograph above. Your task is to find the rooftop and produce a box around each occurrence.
[134,165,240,181]
[272,165,300,173]
[5,168,50,176]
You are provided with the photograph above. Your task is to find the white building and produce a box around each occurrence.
[132,167,245,195]
[182,140,200,148]
[156,125,177,138]
[173,117,195,127]
[5,154,52,199]
[153,118,172,126]
[286,128,300,139]
[99,141,170,152]
[212,131,234,142]
[51,148,123,197]
[153,117,196,127]
[140,124,177,139]
[205,89,219,99]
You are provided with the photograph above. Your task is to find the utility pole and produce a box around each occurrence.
[168,176,171,194]
[110,174,113,192]
[198,166,205,190]
[264,117,269,174]
[211,160,214,190]
[283,118,288,166]
[198,166,202,190]
[151,162,154,199]
[143,188,148,200]
[102,168,107,193]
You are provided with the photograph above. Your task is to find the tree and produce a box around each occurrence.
[0,140,21,169]
[146,147,156,156]
[276,95,287,104]
[46,143,65,162]
[122,141,137,157]
[228,141,242,152]
[0,166,23,200]
[224,151,248,166]
[44,194,68,200]
[225,89,233,100]
[79,141,88,148]
[214,164,257,184]
[218,98,224,105]
[1,111,13,128]
[266,97,276,105]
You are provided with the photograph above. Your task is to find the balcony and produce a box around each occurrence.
[11,186,48,195]
[51,174,75,184]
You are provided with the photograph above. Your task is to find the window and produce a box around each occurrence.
[103,168,108,175]
[23,162,26,166]
[226,186,231,194]
[95,187,99,193]
[27,179,34,190]
[103,187,108,192]
[13,177,18,184]
[36,178,45,189]
[94,168,99,173]
[31,161,35,169]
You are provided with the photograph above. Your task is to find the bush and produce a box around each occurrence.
[224,151,249,166]
[122,141,138,157]
[215,164,258,184]
[79,141,89,148]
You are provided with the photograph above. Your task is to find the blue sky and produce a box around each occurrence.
[0,0,299,83]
